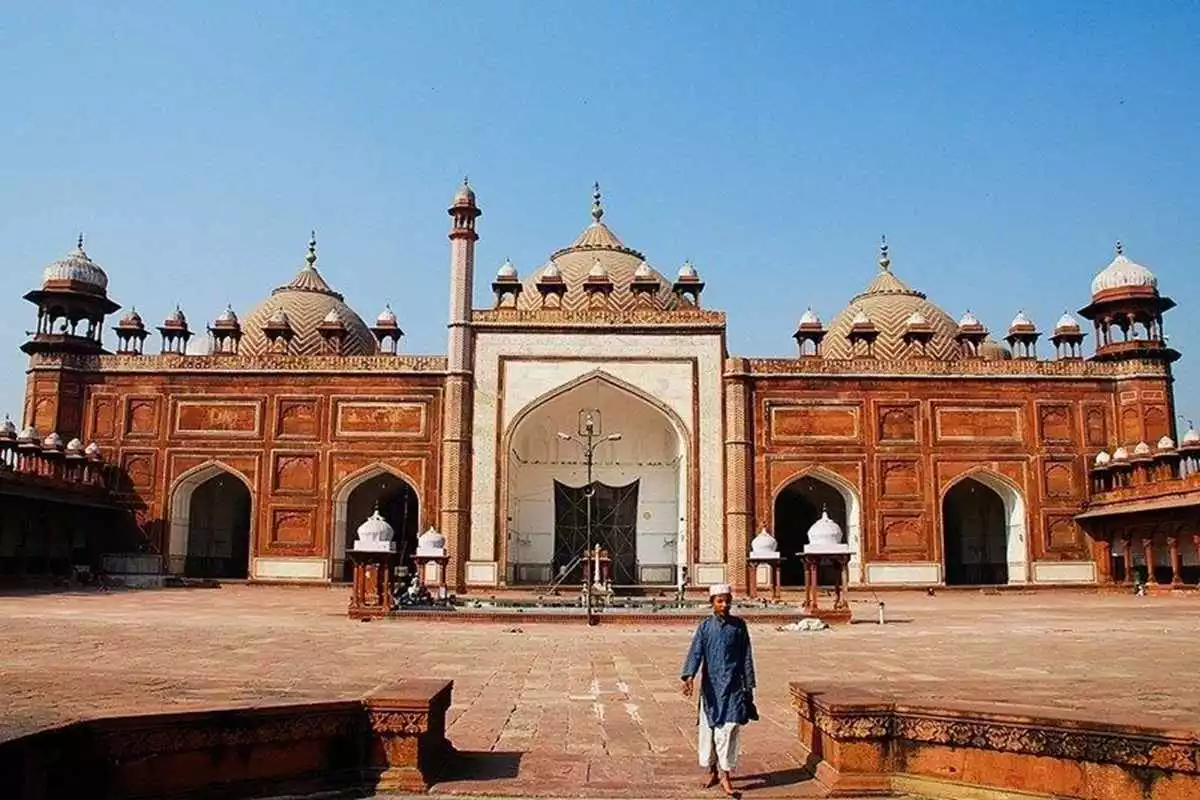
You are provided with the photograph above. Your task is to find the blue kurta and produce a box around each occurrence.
[681,614,757,727]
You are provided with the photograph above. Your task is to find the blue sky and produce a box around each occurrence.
[2,2,1198,426]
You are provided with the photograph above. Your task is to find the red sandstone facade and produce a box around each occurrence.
[6,185,1190,590]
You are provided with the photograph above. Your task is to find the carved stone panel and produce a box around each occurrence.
[1120,406,1141,444]
[175,400,262,437]
[770,404,860,442]
[879,513,926,555]
[272,453,317,494]
[120,451,157,491]
[880,459,921,499]
[277,398,320,439]
[90,396,117,440]
[1042,461,1075,499]
[269,507,315,547]
[1144,406,1169,442]
[1037,405,1073,443]
[335,401,427,438]
[1045,515,1081,552]
[32,395,55,432]
[877,404,918,443]
[125,397,161,437]
[1084,406,1107,448]
[934,406,1022,442]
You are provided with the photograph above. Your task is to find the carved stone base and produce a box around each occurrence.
[363,679,454,792]
[349,550,396,620]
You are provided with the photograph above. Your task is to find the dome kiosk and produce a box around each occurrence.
[747,526,782,601]
[800,511,852,622]
[413,526,449,593]
[348,509,398,620]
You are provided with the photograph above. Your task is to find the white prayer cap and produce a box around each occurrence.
[709,583,733,597]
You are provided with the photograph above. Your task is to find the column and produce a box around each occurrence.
[1141,536,1157,585]
[1121,536,1133,586]
[1168,536,1183,586]
[723,361,754,593]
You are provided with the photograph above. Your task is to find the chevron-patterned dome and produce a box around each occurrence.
[240,236,375,357]
[822,242,960,361]
[515,184,680,313]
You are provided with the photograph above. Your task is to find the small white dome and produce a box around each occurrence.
[905,310,928,326]
[216,305,239,324]
[1094,450,1111,466]
[1009,310,1034,330]
[377,304,397,325]
[84,441,101,458]
[1183,428,1200,445]
[497,258,518,279]
[416,526,446,554]
[587,258,609,278]
[1133,440,1152,456]
[0,416,15,439]
[354,509,396,553]
[42,432,64,450]
[17,425,38,443]
[678,260,698,279]
[1091,243,1157,296]
[1157,436,1176,451]
[806,511,844,547]
[119,307,145,328]
[634,260,653,279]
[750,527,779,555]
[1055,311,1080,332]
[1113,446,1129,461]
[66,437,84,453]
[42,237,109,293]
[958,310,981,327]
[322,307,344,324]
[166,306,188,325]
[540,261,562,279]
[268,309,292,326]
[851,308,872,326]
[798,307,822,326]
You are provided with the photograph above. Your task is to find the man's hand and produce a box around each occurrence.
[681,677,694,698]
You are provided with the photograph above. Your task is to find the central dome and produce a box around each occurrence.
[515,185,680,313]
[822,241,960,361]
[240,236,375,357]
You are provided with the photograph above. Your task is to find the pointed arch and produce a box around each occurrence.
[331,463,422,581]
[167,460,255,576]
[500,369,690,586]
[940,468,1028,585]
[771,466,864,585]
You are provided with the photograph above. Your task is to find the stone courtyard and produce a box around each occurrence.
[2,586,1199,798]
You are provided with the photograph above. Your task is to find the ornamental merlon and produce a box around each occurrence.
[471,306,727,328]
[30,352,448,374]
[744,356,1170,379]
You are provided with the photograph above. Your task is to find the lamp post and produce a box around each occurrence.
[558,410,621,625]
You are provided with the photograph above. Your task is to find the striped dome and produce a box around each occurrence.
[240,238,374,357]
[822,243,960,361]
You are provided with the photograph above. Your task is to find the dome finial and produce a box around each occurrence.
[305,231,317,269]
[591,181,604,224]
[878,235,891,272]
[76,232,85,252]
[463,174,469,187]
[1115,239,1124,256]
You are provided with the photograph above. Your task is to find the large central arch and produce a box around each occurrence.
[771,467,864,585]
[940,470,1028,585]
[167,461,254,578]
[502,371,689,587]
[331,464,421,582]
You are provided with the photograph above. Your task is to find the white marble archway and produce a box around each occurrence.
[772,467,865,585]
[167,460,255,576]
[330,463,421,581]
[940,469,1029,585]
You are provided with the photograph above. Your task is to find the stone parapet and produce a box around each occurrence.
[741,356,1171,379]
[28,352,448,374]
[471,305,727,328]
[791,682,1200,799]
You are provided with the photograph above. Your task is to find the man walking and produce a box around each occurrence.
[681,583,757,796]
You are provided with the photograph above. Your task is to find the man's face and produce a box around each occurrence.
[711,594,731,616]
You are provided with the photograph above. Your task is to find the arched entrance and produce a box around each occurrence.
[504,373,687,587]
[941,472,1027,585]
[167,462,254,578]
[773,475,848,586]
[332,466,420,582]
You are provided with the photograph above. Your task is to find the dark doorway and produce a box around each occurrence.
[186,472,251,579]
[942,478,1008,585]
[344,473,419,582]
[553,480,639,586]
[773,477,847,586]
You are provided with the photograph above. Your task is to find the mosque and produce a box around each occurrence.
[7,180,1193,592]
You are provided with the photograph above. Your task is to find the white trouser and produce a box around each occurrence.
[698,697,741,772]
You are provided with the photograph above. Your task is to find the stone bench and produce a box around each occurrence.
[791,682,1200,800]
[0,679,453,799]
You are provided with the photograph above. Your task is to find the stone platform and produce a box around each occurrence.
[1,585,1199,798]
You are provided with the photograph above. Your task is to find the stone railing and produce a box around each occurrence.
[0,441,112,495]
[792,682,1200,799]
[740,356,1171,379]
[472,306,727,327]
[28,352,448,374]
[0,679,453,799]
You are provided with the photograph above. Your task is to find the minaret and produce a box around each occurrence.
[440,177,480,590]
